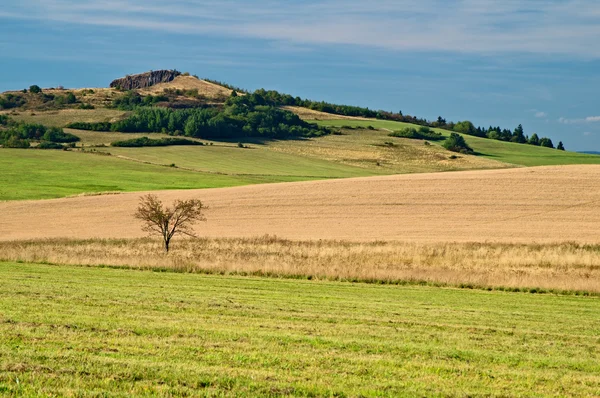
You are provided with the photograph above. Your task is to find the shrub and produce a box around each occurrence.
[111,136,203,147]
[78,103,95,110]
[66,122,111,131]
[29,85,42,94]
[39,141,65,150]
[389,126,444,141]
[42,127,80,143]
[442,133,474,154]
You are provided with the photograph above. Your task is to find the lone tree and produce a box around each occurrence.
[134,194,206,252]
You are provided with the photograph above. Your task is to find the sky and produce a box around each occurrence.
[1,0,599,151]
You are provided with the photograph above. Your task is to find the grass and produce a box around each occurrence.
[2,237,600,294]
[2,108,128,127]
[0,149,320,201]
[317,119,600,167]
[1,261,599,396]
[97,144,380,178]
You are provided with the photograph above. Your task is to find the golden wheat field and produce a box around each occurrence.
[1,165,599,243]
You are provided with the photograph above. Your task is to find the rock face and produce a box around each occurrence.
[110,70,182,90]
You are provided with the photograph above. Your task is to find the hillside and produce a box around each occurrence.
[2,70,600,202]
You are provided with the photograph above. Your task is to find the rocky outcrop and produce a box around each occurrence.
[110,70,181,90]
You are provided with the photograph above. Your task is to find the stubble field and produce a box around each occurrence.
[2,165,599,243]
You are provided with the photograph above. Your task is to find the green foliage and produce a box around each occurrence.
[66,122,112,131]
[54,92,77,106]
[0,121,79,147]
[557,141,565,151]
[389,126,444,141]
[42,127,80,143]
[540,137,554,148]
[111,136,203,147]
[110,101,329,140]
[78,103,95,110]
[453,121,478,136]
[3,136,30,148]
[528,133,540,146]
[511,124,527,143]
[111,91,169,110]
[38,141,65,150]
[29,85,42,94]
[442,133,474,154]
[0,93,26,110]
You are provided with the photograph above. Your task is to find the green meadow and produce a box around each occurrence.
[317,119,600,167]
[0,262,599,396]
[0,147,374,201]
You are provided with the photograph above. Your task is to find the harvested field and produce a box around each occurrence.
[1,165,599,243]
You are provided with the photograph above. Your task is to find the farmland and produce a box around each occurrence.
[1,262,599,396]
[2,165,599,243]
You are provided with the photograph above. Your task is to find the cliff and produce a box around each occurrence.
[110,70,182,90]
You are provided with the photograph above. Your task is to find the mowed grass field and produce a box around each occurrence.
[0,147,374,201]
[317,119,600,167]
[1,262,599,397]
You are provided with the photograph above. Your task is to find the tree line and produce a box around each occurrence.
[0,117,79,148]
[237,89,564,150]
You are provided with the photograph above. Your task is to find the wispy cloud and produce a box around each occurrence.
[3,0,600,58]
[583,131,593,136]
[559,116,600,124]
[535,111,547,118]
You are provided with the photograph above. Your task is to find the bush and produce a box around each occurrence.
[3,136,30,148]
[389,126,444,141]
[66,122,111,131]
[42,127,80,143]
[442,133,474,154]
[39,141,65,150]
[111,137,203,147]
[29,85,42,94]
[78,103,95,110]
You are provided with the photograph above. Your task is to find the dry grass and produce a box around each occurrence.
[2,165,599,243]
[5,108,128,127]
[282,106,369,120]
[2,237,599,293]
[270,127,507,173]
[140,76,232,100]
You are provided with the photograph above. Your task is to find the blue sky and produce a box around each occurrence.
[1,0,599,151]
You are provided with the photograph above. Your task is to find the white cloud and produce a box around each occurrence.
[559,116,600,124]
[4,0,600,58]
[535,111,547,118]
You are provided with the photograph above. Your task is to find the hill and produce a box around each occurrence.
[2,70,600,202]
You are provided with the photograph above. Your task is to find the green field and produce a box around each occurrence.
[97,144,379,178]
[0,149,328,201]
[1,262,599,396]
[317,119,600,167]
